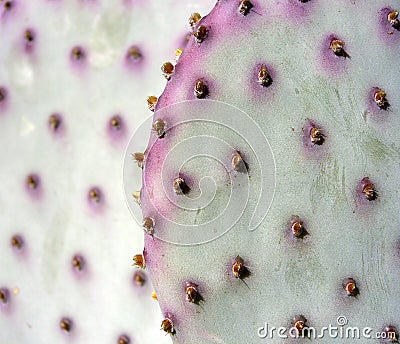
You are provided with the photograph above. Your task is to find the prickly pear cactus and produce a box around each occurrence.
[136,0,400,342]
[0,1,214,343]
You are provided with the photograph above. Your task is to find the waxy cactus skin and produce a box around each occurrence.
[138,0,400,342]
[0,0,215,343]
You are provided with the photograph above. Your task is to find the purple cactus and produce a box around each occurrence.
[0,0,215,343]
[125,0,400,342]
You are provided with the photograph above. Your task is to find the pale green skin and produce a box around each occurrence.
[0,1,215,343]
[143,1,400,342]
